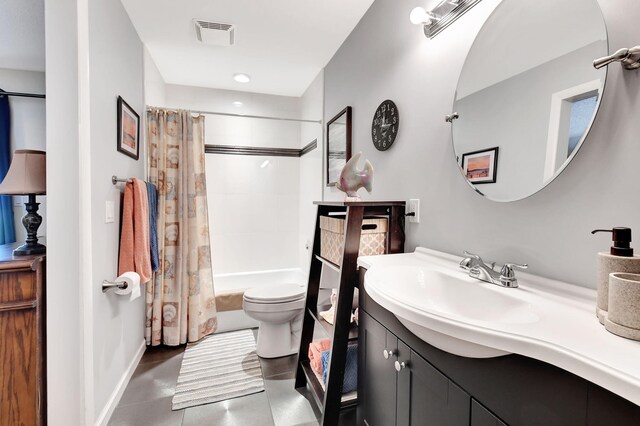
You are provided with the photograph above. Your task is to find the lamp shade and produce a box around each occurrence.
[0,150,46,195]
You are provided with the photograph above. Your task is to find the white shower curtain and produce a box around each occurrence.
[146,108,217,346]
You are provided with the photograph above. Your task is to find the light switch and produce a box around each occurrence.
[105,201,115,223]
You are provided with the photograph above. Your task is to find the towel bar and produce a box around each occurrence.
[112,175,133,185]
[102,280,129,293]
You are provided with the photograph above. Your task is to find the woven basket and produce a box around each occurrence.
[319,216,388,266]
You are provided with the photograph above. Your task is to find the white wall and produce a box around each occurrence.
[299,71,324,273]
[88,0,146,423]
[323,0,640,289]
[143,47,166,107]
[45,0,86,423]
[0,68,47,241]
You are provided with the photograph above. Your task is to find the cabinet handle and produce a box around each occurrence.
[395,361,407,372]
[383,349,396,359]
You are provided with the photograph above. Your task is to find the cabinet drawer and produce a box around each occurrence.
[0,270,36,305]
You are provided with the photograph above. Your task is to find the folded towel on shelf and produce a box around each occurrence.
[321,343,358,394]
[308,339,332,375]
[118,178,152,283]
[145,181,159,272]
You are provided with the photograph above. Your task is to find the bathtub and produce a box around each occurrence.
[214,268,306,333]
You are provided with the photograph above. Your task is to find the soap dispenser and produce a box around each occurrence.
[592,228,640,324]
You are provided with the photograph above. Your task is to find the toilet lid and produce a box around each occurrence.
[243,284,306,304]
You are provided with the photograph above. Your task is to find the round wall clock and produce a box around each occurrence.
[371,99,399,151]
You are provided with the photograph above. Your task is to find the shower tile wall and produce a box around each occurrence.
[206,154,300,274]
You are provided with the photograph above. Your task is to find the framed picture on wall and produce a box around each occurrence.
[326,106,352,186]
[461,147,499,184]
[117,96,140,160]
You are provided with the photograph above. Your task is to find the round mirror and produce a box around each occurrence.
[452,0,608,202]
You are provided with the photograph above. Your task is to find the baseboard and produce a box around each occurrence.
[95,339,146,426]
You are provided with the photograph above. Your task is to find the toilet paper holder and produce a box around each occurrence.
[102,279,129,293]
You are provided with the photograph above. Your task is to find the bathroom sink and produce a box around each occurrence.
[359,248,640,406]
[365,264,539,358]
[371,266,539,325]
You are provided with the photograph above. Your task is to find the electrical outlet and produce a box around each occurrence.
[408,199,420,223]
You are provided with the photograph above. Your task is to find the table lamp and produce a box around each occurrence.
[0,150,46,255]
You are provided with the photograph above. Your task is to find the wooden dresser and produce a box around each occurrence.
[0,243,46,425]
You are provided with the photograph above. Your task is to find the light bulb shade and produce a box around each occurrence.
[0,150,46,195]
[410,7,432,25]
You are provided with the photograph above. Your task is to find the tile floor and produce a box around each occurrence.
[109,330,323,426]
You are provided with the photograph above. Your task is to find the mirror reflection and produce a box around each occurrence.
[327,107,352,186]
[452,0,608,202]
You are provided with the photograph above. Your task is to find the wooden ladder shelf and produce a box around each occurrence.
[295,201,406,425]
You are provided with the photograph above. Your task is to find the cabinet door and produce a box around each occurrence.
[360,312,398,426]
[471,400,507,426]
[396,341,470,426]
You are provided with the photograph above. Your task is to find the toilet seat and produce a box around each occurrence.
[243,284,305,304]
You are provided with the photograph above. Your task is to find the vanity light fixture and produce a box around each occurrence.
[410,7,436,25]
[411,0,482,38]
[233,73,251,83]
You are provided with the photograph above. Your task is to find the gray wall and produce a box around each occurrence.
[88,0,146,420]
[323,0,640,289]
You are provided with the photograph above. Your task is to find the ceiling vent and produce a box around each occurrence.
[194,20,235,46]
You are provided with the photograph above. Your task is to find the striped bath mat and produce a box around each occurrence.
[172,329,265,410]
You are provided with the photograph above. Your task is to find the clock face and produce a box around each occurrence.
[371,100,399,151]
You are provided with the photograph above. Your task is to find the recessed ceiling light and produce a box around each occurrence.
[233,73,251,83]
[232,101,244,108]
[260,160,270,169]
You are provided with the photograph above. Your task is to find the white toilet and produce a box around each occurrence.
[243,283,306,358]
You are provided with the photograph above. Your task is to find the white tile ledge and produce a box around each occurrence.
[358,247,640,407]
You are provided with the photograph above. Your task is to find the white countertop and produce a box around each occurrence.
[358,248,640,406]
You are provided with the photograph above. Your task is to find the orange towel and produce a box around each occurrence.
[308,339,332,375]
[118,179,152,283]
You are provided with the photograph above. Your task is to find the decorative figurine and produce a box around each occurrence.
[336,152,374,199]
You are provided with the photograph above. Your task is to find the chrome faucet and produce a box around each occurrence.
[459,251,495,272]
[460,251,527,288]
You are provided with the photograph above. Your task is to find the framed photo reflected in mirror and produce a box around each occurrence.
[461,147,499,184]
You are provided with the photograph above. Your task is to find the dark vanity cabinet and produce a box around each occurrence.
[358,268,640,426]
[360,312,398,426]
[471,401,507,426]
[360,311,471,426]
[396,340,471,425]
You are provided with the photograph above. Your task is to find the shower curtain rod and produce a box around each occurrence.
[147,106,321,124]
[0,91,46,99]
